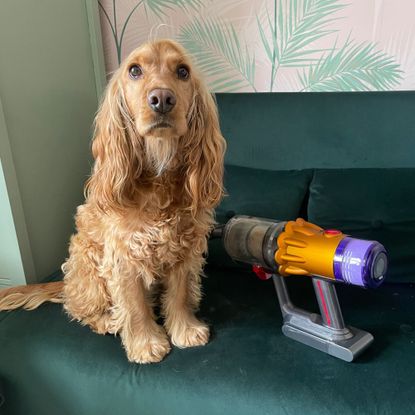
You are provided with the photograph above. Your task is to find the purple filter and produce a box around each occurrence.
[333,237,387,288]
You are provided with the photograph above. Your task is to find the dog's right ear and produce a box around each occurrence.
[85,72,143,211]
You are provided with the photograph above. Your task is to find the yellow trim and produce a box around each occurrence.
[275,218,345,278]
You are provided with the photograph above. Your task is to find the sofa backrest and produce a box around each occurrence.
[216,91,415,170]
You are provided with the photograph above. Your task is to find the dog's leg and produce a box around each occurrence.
[107,262,171,364]
[63,233,113,334]
[162,257,209,348]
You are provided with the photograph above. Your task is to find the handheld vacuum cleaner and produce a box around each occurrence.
[213,215,388,361]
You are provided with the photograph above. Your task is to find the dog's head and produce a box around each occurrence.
[87,39,226,213]
[124,40,195,144]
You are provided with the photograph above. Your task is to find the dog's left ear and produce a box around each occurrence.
[183,78,226,215]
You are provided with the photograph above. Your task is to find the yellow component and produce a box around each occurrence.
[275,218,345,279]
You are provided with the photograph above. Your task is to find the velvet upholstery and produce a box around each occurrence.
[216,92,415,170]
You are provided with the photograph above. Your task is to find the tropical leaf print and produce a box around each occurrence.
[257,0,346,91]
[99,0,203,64]
[98,0,408,92]
[177,16,256,92]
[299,38,403,91]
[143,0,203,19]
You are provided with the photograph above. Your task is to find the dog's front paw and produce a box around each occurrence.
[124,327,171,364]
[169,319,210,349]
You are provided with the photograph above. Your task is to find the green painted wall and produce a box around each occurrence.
[0,160,25,288]
[0,0,101,282]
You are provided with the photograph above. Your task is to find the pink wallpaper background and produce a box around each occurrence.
[99,0,415,92]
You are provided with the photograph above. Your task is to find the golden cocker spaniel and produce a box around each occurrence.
[0,39,226,363]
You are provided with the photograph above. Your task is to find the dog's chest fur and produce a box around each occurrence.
[77,203,212,277]
[125,212,198,264]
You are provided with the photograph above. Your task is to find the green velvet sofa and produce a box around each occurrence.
[1,91,415,414]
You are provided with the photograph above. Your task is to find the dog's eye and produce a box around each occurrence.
[177,65,190,80]
[129,65,143,80]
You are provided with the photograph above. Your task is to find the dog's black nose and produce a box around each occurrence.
[148,89,176,113]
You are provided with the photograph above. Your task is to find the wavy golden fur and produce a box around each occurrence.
[0,40,226,363]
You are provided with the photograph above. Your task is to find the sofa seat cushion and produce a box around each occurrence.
[1,268,414,415]
[308,169,415,282]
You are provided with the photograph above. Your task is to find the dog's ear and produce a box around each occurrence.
[183,76,226,215]
[85,73,143,211]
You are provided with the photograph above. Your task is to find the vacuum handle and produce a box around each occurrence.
[312,278,346,330]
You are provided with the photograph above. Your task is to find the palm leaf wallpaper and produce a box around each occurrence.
[98,0,414,92]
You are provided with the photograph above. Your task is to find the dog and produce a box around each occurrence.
[0,39,226,364]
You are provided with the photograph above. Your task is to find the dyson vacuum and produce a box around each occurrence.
[213,215,387,361]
